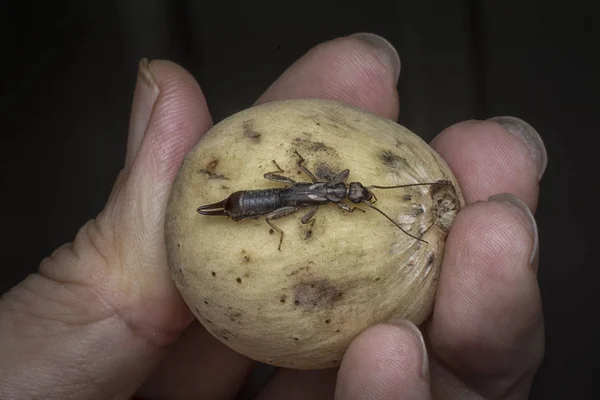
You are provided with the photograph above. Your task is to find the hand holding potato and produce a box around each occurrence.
[0,34,545,399]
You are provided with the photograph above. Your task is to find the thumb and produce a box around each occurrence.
[335,320,432,400]
[0,59,212,400]
[100,58,213,341]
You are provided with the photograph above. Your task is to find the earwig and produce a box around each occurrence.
[197,151,438,250]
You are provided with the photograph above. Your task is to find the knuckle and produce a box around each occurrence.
[0,219,122,335]
[40,218,118,283]
[32,218,123,324]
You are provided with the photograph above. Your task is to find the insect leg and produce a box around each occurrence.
[265,206,298,250]
[333,169,350,183]
[336,202,366,213]
[271,160,284,172]
[293,150,319,183]
[301,206,319,224]
[263,173,297,185]
[264,159,297,185]
[369,191,378,203]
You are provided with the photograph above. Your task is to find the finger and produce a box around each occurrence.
[125,58,160,168]
[255,368,338,400]
[256,32,401,120]
[0,60,215,399]
[103,58,212,343]
[430,118,546,211]
[335,321,432,400]
[427,196,543,399]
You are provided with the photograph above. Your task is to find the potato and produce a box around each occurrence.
[165,99,464,370]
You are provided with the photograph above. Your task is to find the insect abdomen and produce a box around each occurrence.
[226,189,283,220]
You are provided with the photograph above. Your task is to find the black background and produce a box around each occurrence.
[1,1,597,398]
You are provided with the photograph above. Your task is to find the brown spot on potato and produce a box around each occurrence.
[411,205,425,216]
[226,310,242,323]
[319,111,356,136]
[426,253,435,269]
[314,162,337,180]
[280,298,286,304]
[243,255,250,262]
[292,137,336,154]
[309,142,328,152]
[379,149,409,170]
[304,228,313,240]
[288,264,312,277]
[211,271,216,277]
[403,195,412,201]
[293,279,342,309]
[325,319,330,324]
[269,229,274,234]
[243,120,261,142]
[236,277,242,283]
[207,159,219,169]
[198,169,228,180]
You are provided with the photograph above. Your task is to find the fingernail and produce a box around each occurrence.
[126,58,160,168]
[351,33,401,83]
[488,193,539,268]
[387,317,429,379]
[488,116,547,180]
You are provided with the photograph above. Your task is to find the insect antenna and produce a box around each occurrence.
[366,182,438,190]
[362,201,428,244]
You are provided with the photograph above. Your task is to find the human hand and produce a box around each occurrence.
[0,33,545,400]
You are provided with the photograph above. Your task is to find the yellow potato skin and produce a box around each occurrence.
[165,99,464,369]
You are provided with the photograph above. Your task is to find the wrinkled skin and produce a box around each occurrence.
[0,33,545,400]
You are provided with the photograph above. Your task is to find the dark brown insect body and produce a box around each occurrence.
[197,151,436,250]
